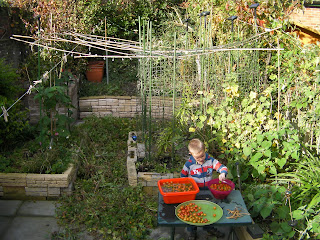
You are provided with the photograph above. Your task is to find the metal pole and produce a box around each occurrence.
[227,16,237,35]
[249,3,259,33]
[236,162,241,192]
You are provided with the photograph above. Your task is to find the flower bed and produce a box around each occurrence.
[0,164,77,200]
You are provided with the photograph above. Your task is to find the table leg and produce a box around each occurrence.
[171,226,175,240]
[228,226,235,240]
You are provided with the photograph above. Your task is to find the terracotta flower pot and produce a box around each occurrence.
[86,61,105,83]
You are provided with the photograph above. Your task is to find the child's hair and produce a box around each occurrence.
[188,139,205,154]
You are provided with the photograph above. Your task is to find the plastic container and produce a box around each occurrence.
[207,178,235,199]
[158,177,200,204]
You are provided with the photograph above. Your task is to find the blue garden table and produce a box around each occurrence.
[157,190,252,240]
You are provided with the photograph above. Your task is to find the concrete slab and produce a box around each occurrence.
[0,216,12,237]
[0,200,22,216]
[18,201,57,217]
[1,216,59,240]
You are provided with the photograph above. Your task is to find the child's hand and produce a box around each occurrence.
[219,173,226,182]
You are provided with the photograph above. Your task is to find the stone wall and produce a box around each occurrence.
[126,131,179,195]
[79,96,180,119]
[0,164,77,200]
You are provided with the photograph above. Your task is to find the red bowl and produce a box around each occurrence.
[158,177,200,204]
[207,178,235,199]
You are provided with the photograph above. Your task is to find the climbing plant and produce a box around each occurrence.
[33,71,74,149]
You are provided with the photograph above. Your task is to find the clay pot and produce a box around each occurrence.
[85,61,105,83]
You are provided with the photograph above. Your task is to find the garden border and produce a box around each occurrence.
[0,164,78,200]
[79,95,180,119]
[127,131,179,195]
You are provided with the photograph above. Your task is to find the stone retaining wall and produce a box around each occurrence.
[0,164,77,200]
[127,131,179,195]
[79,96,180,119]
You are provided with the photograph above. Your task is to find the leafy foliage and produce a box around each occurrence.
[172,26,320,239]
[33,72,74,148]
[0,140,73,174]
[243,184,296,239]
[0,58,31,151]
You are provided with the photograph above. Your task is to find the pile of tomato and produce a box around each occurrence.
[209,182,232,191]
[161,182,194,193]
[176,202,209,224]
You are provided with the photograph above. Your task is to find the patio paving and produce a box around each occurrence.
[0,200,238,240]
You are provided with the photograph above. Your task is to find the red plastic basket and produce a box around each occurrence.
[158,177,200,204]
[207,178,235,199]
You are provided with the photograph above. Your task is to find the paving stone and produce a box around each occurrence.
[0,200,236,240]
[18,201,57,217]
[0,216,11,237]
[1,216,59,240]
[0,200,22,216]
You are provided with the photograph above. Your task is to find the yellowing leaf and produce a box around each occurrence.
[207,117,215,125]
[189,127,196,132]
[249,91,257,99]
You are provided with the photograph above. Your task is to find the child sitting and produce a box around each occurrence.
[181,138,228,240]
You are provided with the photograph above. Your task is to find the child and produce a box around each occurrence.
[181,138,227,240]
[181,138,228,188]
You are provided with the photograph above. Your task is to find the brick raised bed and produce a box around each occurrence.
[0,164,77,200]
[127,131,179,195]
[79,95,181,119]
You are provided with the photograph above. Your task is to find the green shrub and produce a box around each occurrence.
[0,58,31,151]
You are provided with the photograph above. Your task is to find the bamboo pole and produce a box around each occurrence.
[142,19,147,143]
[172,32,177,160]
[277,38,281,131]
[105,17,109,84]
[148,21,152,162]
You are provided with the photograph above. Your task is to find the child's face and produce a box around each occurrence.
[191,151,206,165]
